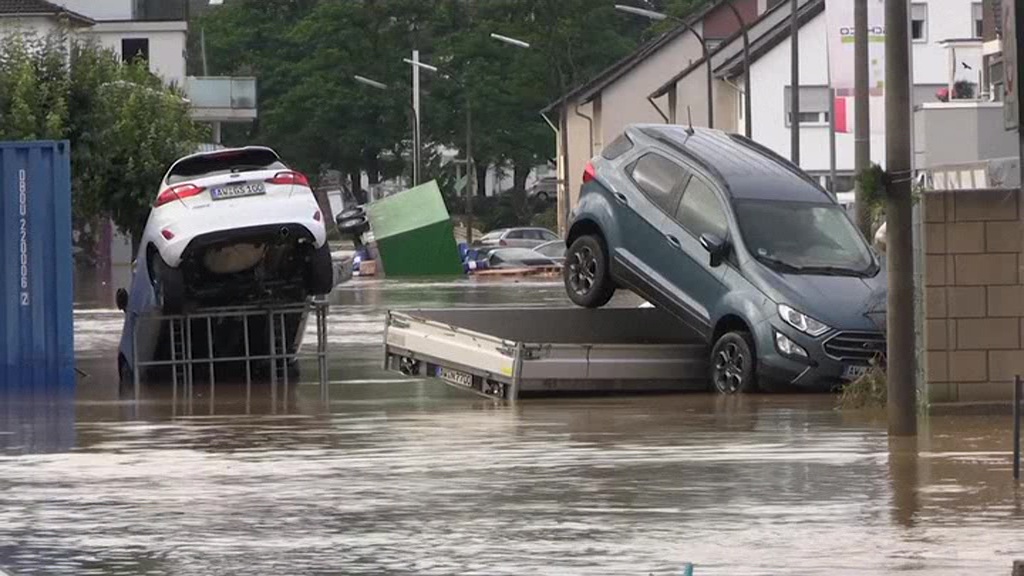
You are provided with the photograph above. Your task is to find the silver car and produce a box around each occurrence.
[476,227,559,249]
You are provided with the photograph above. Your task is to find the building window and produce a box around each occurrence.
[973,2,984,38]
[911,3,927,42]
[784,86,832,127]
[122,38,150,64]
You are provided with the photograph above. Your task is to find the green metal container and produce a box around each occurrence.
[366,181,463,277]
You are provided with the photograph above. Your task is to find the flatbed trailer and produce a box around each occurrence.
[384,307,709,400]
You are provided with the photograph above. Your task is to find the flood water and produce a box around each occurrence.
[1,269,1022,575]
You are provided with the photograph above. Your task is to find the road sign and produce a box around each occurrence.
[1005,0,1018,130]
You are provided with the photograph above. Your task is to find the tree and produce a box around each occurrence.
[0,30,207,247]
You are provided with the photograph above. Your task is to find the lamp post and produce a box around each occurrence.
[615,4,714,130]
[353,74,421,187]
[404,57,477,244]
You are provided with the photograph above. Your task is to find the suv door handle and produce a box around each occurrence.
[613,192,629,205]
[666,235,682,249]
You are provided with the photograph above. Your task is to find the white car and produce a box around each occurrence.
[140,146,332,312]
[115,146,337,384]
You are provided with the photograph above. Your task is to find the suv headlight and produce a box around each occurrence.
[778,304,830,337]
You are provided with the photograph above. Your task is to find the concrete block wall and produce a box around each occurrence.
[922,189,1024,402]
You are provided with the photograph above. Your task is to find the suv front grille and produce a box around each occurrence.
[823,331,886,363]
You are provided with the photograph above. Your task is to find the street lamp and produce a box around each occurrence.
[616,4,713,129]
[490,33,531,49]
[403,57,477,244]
[353,74,421,186]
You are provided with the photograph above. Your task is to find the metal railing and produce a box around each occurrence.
[185,77,258,110]
[130,300,330,408]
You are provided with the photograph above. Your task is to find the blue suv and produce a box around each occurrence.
[564,125,887,393]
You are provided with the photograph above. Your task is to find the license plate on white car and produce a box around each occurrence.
[842,365,870,381]
[211,182,266,200]
[437,366,473,388]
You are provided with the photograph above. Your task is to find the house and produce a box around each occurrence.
[546,0,989,230]
[542,0,764,233]
[1,0,256,143]
[656,0,985,187]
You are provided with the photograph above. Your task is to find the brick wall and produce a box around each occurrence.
[923,189,1024,402]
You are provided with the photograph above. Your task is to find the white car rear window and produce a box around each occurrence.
[168,149,287,184]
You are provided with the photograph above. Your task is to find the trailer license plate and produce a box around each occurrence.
[843,365,869,381]
[211,182,266,200]
[437,367,472,388]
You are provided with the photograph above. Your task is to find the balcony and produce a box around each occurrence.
[185,76,258,123]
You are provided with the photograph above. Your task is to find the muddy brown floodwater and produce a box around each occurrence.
[1,270,1022,575]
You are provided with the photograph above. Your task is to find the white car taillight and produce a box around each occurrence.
[155,183,205,207]
[265,171,310,187]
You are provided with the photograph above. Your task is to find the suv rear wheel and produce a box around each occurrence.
[710,331,757,394]
[564,235,615,308]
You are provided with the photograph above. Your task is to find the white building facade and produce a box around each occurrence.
[735,0,984,186]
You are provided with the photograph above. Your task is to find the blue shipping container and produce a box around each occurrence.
[0,141,74,393]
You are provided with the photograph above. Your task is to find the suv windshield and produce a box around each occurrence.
[735,200,876,275]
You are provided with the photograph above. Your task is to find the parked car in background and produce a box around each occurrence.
[534,240,566,263]
[476,227,559,249]
[527,176,557,202]
[564,125,886,395]
[485,248,559,269]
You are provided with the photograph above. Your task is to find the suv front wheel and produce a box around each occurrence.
[710,331,757,394]
[564,235,615,308]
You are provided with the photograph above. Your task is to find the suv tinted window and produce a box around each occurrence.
[506,230,525,239]
[676,176,728,239]
[539,229,558,241]
[630,153,687,214]
[601,133,634,160]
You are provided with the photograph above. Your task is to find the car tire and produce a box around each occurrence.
[338,206,365,221]
[306,244,335,296]
[150,250,185,315]
[337,215,369,237]
[710,331,758,394]
[564,234,615,308]
[118,354,134,391]
[535,191,549,203]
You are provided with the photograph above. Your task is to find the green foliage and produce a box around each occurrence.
[197,0,660,207]
[856,163,887,222]
[0,30,206,242]
[836,357,887,411]
[531,205,558,232]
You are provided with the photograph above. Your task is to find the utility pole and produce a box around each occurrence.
[790,0,800,165]
[854,0,872,236]
[885,0,917,437]
[466,98,475,245]
[412,49,422,186]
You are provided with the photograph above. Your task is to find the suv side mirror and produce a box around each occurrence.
[699,233,728,268]
[115,288,129,312]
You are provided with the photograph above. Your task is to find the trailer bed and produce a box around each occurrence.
[384,307,709,399]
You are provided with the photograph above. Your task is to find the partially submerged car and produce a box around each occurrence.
[564,125,886,394]
[116,146,338,383]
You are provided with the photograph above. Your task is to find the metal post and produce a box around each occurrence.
[268,311,277,410]
[790,0,800,165]
[206,317,215,415]
[185,317,193,415]
[1014,375,1021,481]
[412,49,421,187]
[168,318,177,392]
[280,313,289,400]
[243,313,251,411]
[829,87,837,196]
[854,0,873,236]
[721,1,752,137]
[885,0,917,437]
[509,343,525,402]
[466,95,474,245]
